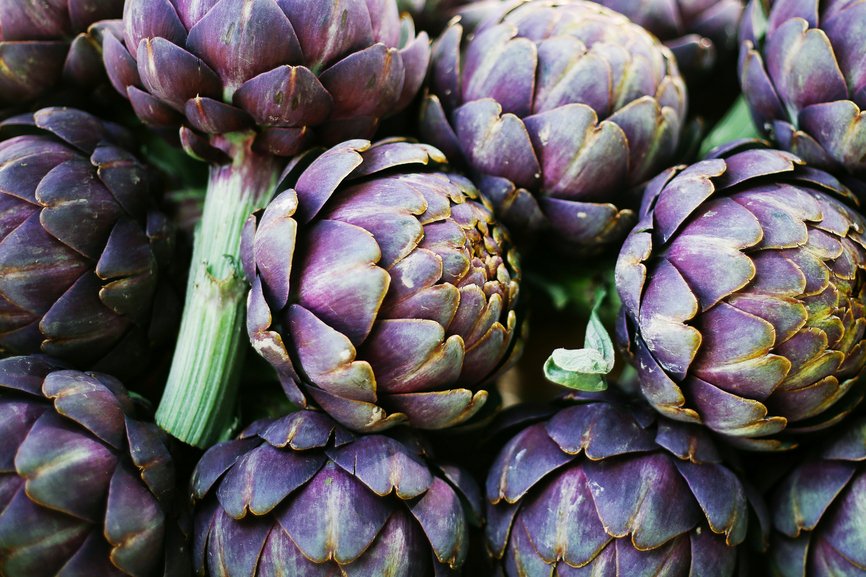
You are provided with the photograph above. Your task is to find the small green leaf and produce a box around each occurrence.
[543,289,615,391]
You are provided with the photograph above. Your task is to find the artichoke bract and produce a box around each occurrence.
[0,355,185,577]
[243,139,521,432]
[104,0,431,159]
[421,0,687,251]
[486,393,762,576]
[0,0,122,107]
[767,417,866,576]
[740,0,866,177]
[617,141,866,450]
[192,409,481,577]
[598,0,744,78]
[0,107,176,380]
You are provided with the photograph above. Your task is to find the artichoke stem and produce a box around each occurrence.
[156,140,280,447]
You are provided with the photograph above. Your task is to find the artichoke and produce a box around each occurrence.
[0,355,185,576]
[599,0,744,78]
[767,417,866,576]
[0,107,177,380]
[103,0,431,159]
[420,0,687,250]
[0,0,122,107]
[740,0,866,177]
[616,141,866,449]
[486,393,762,576]
[243,139,521,432]
[191,409,481,577]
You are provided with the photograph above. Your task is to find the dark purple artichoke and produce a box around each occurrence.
[617,141,866,450]
[0,355,185,576]
[486,393,762,576]
[767,417,866,576]
[103,0,431,159]
[0,0,122,107]
[242,139,521,433]
[420,0,687,251]
[599,0,744,78]
[0,107,177,379]
[191,409,481,577]
[740,0,866,177]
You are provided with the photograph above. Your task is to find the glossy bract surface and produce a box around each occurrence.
[486,393,757,576]
[0,108,176,379]
[617,142,866,449]
[768,417,866,576]
[599,0,743,77]
[192,409,481,577]
[0,355,180,577]
[740,0,866,177]
[0,0,122,106]
[243,139,521,432]
[105,0,431,159]
[421,0,687,250]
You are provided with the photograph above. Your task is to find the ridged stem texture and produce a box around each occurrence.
[156,138,279,447]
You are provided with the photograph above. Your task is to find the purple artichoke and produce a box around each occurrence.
[0,0,122,107]
[486,393,762,576]
[599,0,744,78]
[740,0,866,177]
[242,139,521,433]
[103,0,431,159]
[0,355,185,576]
[617,141,866,449]
[191,409,481,577]
[420,0,687,250]
[0,107,177,380]
[767,417,866,576]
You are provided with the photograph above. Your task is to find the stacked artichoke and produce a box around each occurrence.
[2,0,866,576]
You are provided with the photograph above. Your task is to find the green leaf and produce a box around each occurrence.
[699,95,762,158]
[543,289,615,391]
[544,348,610,391]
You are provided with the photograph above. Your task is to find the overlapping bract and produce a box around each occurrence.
[598,0,744,77]
[767,417,866,576]
[0,0,122,107]
[740,0,866,177]
[486,393,758,576]
[243,139,521,432]
[421,0,687,250]
[617,142,866,449]
[191,409,481,577]
[104,0,431,160]
[0,355,183,577]
[0,108,177,379]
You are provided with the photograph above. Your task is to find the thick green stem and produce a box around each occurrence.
[698,95,763,158]
[156,142,280,447]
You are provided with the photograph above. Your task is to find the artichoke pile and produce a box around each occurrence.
[2,0,866,576]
